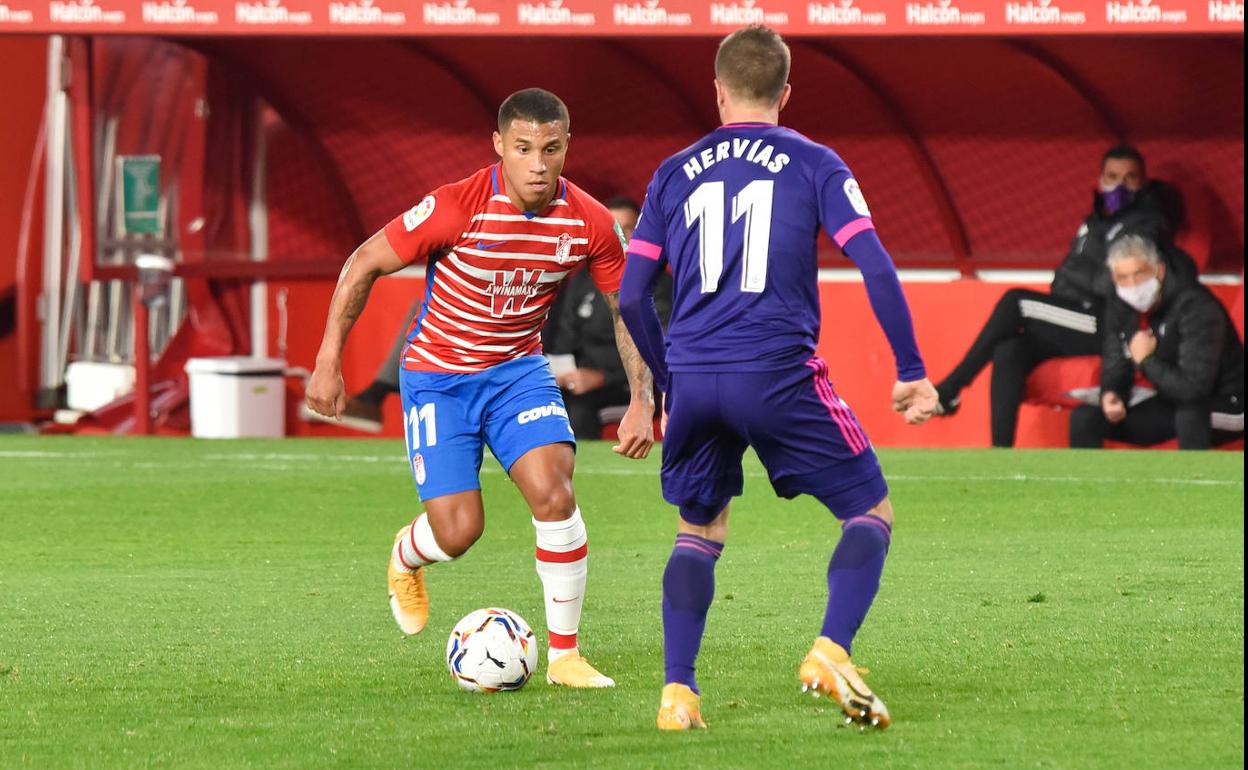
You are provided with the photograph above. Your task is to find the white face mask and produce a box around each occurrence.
[1116,276,1161,313]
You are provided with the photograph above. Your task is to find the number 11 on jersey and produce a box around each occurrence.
[684,179,775,294]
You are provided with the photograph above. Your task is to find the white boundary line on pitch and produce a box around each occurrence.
[2,450,1241,487]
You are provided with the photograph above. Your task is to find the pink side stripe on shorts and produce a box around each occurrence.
[817,364,870,453]
[816,375,867,455]
[627,239,663,260]
[814,357,870,453]
[832,217,875,248]
[805,358,866,455]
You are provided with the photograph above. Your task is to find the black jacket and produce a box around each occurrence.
[1051,180,1184,312]
[547,267,672,389]
[1101,267,1245,410]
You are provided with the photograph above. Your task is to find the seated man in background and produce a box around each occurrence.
[1070,234,1244,449]
[932,145,1190,447]
[548,197,672,439]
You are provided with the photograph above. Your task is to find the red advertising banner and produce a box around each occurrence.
[0,0,1242,35]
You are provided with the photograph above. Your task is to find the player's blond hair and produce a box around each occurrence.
[715,25,791,106]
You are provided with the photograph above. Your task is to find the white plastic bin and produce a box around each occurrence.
[184,357,286,438]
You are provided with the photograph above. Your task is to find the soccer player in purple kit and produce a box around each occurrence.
[618,25,938,731]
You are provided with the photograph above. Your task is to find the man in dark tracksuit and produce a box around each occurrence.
[1070,234,1244,449]
[932,144,1189,447]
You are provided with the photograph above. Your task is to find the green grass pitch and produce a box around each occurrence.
[0,436,1242,769]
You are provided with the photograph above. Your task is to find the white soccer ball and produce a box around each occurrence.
[446,608,539,693]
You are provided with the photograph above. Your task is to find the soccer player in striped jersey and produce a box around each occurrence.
[618,26,938,728]
[306,88,656,689]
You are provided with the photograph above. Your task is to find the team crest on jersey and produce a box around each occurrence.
[843,178,871,217]
[412,452,427,485]
[555,233,574,264]
[403,195,436,232]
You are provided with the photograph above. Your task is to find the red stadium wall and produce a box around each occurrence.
[0,36,46,422]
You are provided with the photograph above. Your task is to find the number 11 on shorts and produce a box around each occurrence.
[407,403,438,449]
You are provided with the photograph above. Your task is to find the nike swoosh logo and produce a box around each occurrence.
[476,240,508,251]
[552,596,580,604]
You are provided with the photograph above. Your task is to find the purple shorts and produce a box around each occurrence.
[660,356,888,523]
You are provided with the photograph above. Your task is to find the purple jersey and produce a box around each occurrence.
[628,123,880,373]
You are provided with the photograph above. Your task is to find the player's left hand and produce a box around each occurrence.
[613,400,655,459]
[892,378,938,425]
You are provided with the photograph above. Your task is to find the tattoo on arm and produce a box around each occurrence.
[319,253,380,363]
[605,291,655,405]
[340,276,373,324]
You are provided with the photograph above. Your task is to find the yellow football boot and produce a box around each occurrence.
[387,525,429,635]
[545,652,616,688]
[656,683,707,731]
[798,636,891,730]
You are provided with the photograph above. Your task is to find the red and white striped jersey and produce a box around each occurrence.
[382,164,626,374]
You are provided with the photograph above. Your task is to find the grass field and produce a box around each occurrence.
[0,436,1243,769]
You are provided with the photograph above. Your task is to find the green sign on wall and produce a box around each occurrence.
[118,155,161,235]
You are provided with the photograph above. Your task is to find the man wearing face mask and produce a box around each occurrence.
[931,144,1192,447]
[1070,234,1243,449]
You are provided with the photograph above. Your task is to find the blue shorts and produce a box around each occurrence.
[398,355,576,501]
[660,356,888,522]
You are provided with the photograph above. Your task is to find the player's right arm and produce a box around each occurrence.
[306,192,460,419]
[815,156,936,424]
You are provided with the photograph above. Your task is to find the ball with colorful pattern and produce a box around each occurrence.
[445,608,538,693]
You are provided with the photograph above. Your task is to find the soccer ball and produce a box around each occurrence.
[446,608,539,693]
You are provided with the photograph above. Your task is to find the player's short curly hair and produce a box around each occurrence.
[497,88,570,133]
[715,25,790,106]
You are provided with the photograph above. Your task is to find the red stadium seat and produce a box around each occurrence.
[1022,355,1101,408]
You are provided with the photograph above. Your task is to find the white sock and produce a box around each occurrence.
[393,513,454,573]
[533,507,588,662]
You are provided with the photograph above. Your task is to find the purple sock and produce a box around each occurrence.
[821,515,892,654]
[662,533,723,694]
